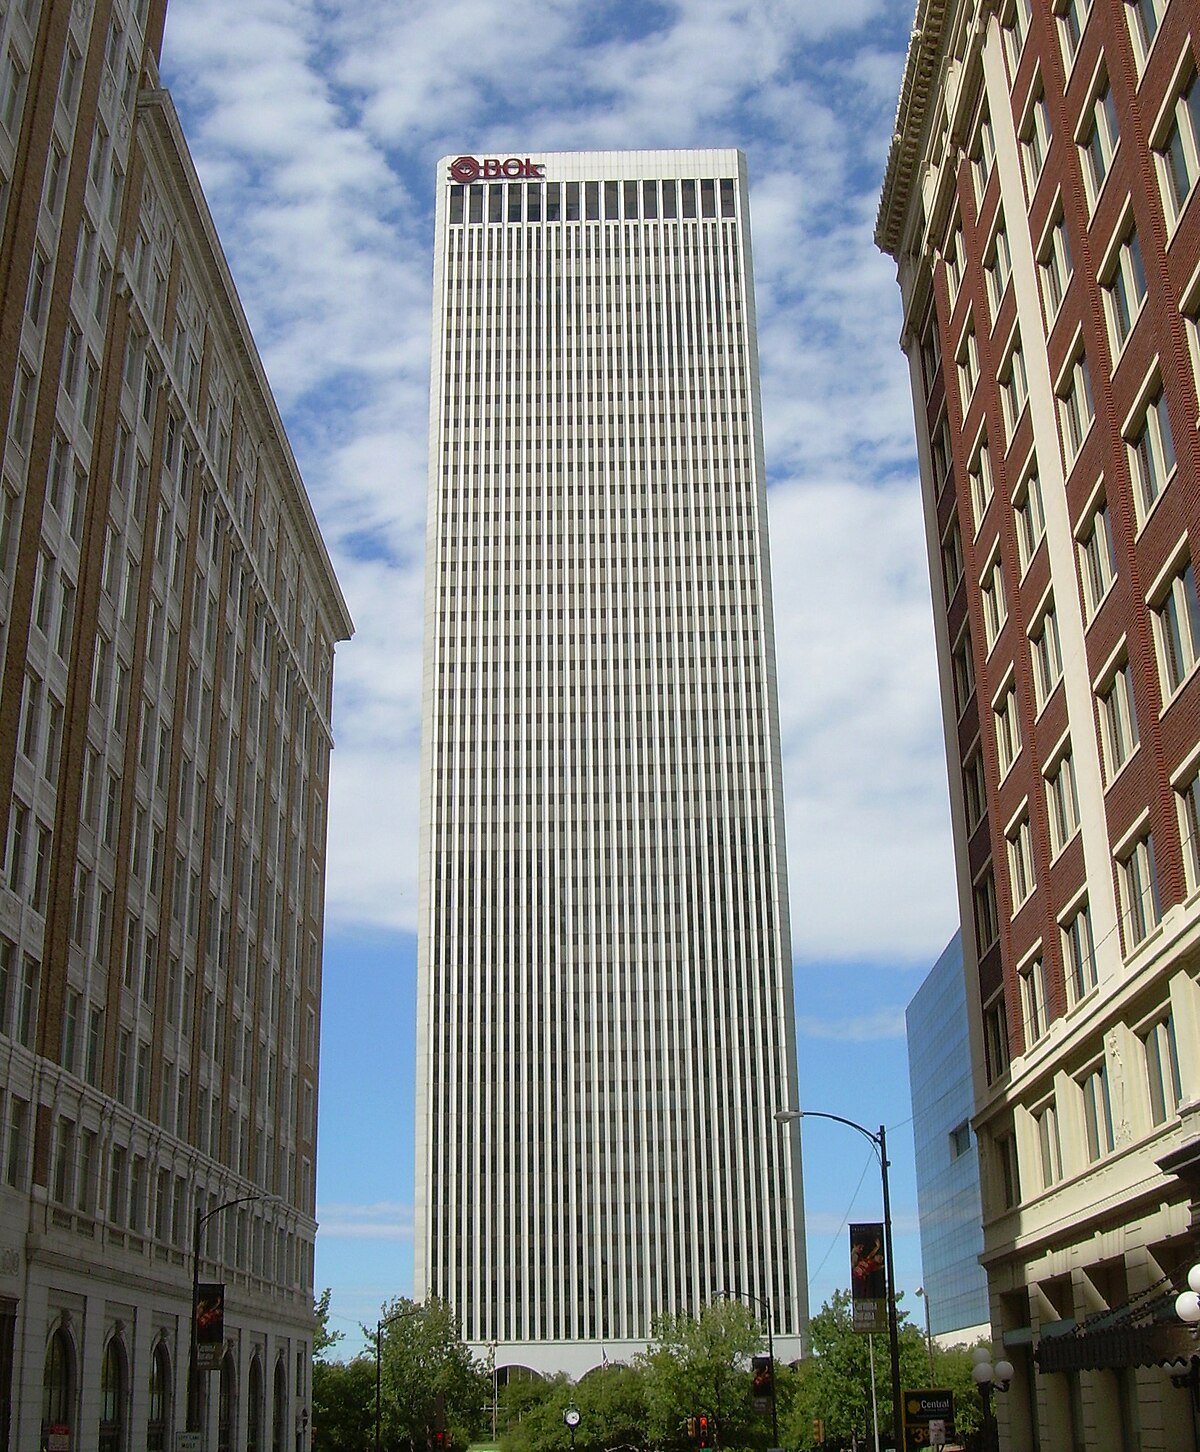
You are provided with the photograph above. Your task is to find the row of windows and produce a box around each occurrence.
[448,176,738,226]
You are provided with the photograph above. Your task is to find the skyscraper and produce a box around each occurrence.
[0,2,350,1446]
[879,1,1200,1446]
[417,150,806,1374]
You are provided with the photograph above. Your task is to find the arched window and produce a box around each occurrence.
[247,1357,264,1452]
[147,1343,171,1452]
[41,1328,75,1449]
[98,1338,125,1452]
[271,1357,287,1452]
[217,1350,237,1452]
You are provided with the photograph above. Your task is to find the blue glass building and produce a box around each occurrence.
[905,931,990,1339]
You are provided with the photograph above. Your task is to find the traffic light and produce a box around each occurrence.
[697,1414,710,1448]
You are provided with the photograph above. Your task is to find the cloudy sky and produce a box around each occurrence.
[161,0,958,1351]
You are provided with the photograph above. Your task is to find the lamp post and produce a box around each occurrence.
[717,1288,778,1446]
[189,1193,261,1433]
[970,1347,1013,1452]
[915,1287,935,1385]
[776,1109,902,1450]
[1172,1262,1200,1450]
[375,1301,422,1452]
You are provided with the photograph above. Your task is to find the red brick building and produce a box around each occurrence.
[880,2,1200,1448]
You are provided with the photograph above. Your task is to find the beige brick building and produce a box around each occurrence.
[0,2,351,1448]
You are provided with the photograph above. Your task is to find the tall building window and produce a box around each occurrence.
[1020,83,1052,192]
[1057,342,1095,460]
[1030,597,1064,708]
[964,747,988,833]
[1063,900,1097,1002]
[1038,203,1073,319]
[996,1131,1020,1209]
[985,220,1012,317]
[1006,811,1036,910]
[1045,746,1080,854]
[1077,495,1117,617]
[1099,656,1140,780]
[983,989,1009,1082]
[1020,955,1049,1044]
[1081,1063,1115,1161]
[994,682,1022,776]
[1116,831,1161,950]
[1142,1016,1182,1125]
[1079,76,1120,203]
[1101,224,1147,352]
[974,866,1000,956]
[953,625,976,715]
[1056,0,1091,64]
[999,336,1028,440]
[945,216,965,301]
[1177,761,1200,890]
[1036,1100,1063,1186]
[958,319,980,403]
[1151,557,1200,698]
[1153,69,1200,223]
[981,551,1008,651]
[972,107,996,204]
[1125,383,1175,522]
[1014,457,1046,571]
[1126,0,1163,64]
[941,518,964,602]
[968,435,993,530]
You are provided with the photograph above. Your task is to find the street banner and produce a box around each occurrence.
[849,1223,886,1334]
[751,1355,773,1414]
[195,1282,225,1371]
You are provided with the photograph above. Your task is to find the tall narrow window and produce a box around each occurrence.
[1125,384,1175,521]
[1080,78,1119,202]
[1117,832,1161,949]
[1101,226,1147,351]
[1151,558,1200,698]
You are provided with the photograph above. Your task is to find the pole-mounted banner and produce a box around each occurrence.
[850,1223,887,1334]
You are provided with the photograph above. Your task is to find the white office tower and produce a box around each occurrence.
[416,150,807,1375]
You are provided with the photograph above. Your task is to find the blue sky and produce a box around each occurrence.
[160,0,958,1356]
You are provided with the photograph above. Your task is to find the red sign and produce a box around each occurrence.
[449,155,545,184]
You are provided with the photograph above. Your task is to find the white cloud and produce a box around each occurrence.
[161,0,951,969]
[317,1201,414,1241]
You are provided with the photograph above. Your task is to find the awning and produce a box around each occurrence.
[1036,1276,1199,1374]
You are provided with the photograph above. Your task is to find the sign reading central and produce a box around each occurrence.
[449,155,545,183]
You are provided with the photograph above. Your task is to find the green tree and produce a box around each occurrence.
[637,1299,765,1450]
[314,1288,343,1360]
[782,1291,929,1450]
[374,1297,490,1452]
[312,1356,374,1452]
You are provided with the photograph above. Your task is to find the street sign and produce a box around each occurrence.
[902,1389,955,1451]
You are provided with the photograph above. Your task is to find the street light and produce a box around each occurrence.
[718,1287,778,1446]
[915,1287,935,1385]
[189,1193,261,1433]
[375,1301,422,1452]
[970,1347,1013,1452]
[1172,1262,1200,1449]
[776,1109,902,1450]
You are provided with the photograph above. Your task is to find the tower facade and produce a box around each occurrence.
[880,2,1200,1448]
[417,150,806,1374]
[0,2,351,1447]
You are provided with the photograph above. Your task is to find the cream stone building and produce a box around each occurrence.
[0,2,351,1448]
